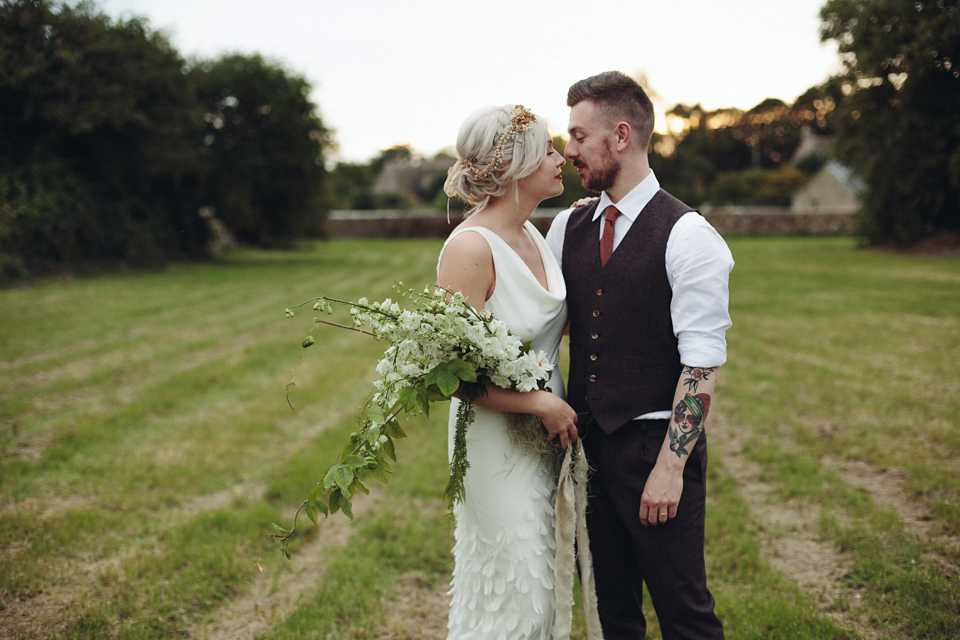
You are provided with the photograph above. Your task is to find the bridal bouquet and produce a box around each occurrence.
[271,283,554,558]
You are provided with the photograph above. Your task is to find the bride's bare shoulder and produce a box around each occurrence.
[442,227,493,263]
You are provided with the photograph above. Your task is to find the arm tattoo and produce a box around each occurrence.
[669,392,711,457]
[681,366,712,393]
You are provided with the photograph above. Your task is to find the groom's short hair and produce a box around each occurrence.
[567,71,654,151]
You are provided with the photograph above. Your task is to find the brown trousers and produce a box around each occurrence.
[582,419,724,640]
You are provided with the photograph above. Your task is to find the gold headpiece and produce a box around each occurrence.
[460,105,537,181]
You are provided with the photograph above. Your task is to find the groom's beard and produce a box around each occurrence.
[577,144,621,194]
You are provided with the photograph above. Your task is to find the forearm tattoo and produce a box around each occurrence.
[670,392,711,457]
[681,366,712,393]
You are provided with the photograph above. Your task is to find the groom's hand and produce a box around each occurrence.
[570,196,598,208]
[639,462,683,526]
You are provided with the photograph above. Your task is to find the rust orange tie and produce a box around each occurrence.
[600,205,619,267]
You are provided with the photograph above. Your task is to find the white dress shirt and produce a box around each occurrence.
[545,170,734,419]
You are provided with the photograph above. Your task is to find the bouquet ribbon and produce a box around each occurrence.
[553,440,604,639]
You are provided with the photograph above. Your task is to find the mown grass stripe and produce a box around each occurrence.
[2,237,958,639]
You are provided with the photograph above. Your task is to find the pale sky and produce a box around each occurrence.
[100,0,843,164]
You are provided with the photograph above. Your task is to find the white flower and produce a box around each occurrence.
[322,285,555,416]
[529,350,553,375]
[287,284,563,523]
[397,310,421,331]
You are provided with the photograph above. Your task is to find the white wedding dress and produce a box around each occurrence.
[438,221,568,640]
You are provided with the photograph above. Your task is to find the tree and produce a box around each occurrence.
[0,0,209,279]
[327,161,376,209]
[820,0,960,242]
[650,105,748,205]
[735,98,801,168]
[193,54,330,245]
[369,144,414,176]
[704,167,809,206]
[654,100,811,205]
[792,78,845,136]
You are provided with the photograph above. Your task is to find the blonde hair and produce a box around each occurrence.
[443,104,549,216]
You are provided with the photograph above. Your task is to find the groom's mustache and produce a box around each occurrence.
[573,160,587,169]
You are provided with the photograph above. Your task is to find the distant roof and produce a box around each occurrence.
[825,161,866,194]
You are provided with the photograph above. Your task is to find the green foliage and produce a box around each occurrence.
[422,167,453,207]
[705,167,810,206]
[792,78,846,135]
[652,90,843,206]
[652,142,722,207]
[328,145,456,211]
[272,288,508,558]
[0,1,334,282]
[0,155,95,281]
[0,0,210,279]
[445,388,474,506]
[369,144,415,176]
[738,99,804,166]
[271,284,562,560]
[328,161,377,209]
[653,103,790,206]
[272,347,428,558]
[820,0,960,243]
[193,53,330,246]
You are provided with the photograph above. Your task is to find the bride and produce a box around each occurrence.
[436,104,578,639]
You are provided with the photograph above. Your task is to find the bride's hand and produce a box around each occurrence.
[532,391,578,449]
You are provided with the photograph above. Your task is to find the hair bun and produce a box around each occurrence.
[443,105,548,215]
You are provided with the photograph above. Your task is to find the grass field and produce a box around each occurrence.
[1,236,958,639]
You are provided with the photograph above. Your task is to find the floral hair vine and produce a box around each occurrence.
[460,105,537,181]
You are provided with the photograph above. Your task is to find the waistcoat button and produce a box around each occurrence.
[590,354,598,361]
[590,332,598,340]
[588,375,597,382]
[592,310,600,317]
[596,289,603,296]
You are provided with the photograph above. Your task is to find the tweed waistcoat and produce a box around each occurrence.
[562,190,693,434]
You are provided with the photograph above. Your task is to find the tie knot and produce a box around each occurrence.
[604,205,619,223]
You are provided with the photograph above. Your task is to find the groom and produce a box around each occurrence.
[546,71,732,640]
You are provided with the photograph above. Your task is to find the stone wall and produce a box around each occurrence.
[699,205,857,235]
[327,206,857,238]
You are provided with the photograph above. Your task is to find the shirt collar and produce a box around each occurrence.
[590,170,661,222]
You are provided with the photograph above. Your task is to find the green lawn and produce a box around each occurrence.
[1,236,957,639]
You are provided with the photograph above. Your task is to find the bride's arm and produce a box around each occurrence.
[436,233,578,448]
[471,384,578,449]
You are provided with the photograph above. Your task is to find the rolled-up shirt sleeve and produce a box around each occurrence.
[666,212,734,368]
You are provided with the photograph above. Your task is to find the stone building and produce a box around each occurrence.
[791,161,865,214]
[373,152,456,200]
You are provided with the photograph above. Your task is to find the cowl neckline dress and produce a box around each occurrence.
[437,221,568,640]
